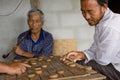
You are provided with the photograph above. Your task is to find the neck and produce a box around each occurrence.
[31,30,41,41]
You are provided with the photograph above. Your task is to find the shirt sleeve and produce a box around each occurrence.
[85,25,120,65]
[17,31,28,51]
[83,42,96,63]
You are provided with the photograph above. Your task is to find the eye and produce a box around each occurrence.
[36,19,42,23]
[81,10,85,14]
[29,20,33,23]
[87,10,95,15]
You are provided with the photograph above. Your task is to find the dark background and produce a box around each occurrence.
[108,0,120,13]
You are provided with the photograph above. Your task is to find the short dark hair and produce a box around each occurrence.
[27,8,44,20]
[97,0,108,6]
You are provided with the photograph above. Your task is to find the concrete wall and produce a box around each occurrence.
[0,0,94,61]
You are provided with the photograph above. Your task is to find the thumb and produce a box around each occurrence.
[73,56,82,62]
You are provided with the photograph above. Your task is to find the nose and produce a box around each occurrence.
[84,13,91,20]
[33,21,37,26]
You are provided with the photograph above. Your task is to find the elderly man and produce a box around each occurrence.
[13,9,53,59]
[61,0,120,80]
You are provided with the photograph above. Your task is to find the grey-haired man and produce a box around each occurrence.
[13,9,53,59]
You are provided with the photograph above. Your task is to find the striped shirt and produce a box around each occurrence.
[14,29,54,59]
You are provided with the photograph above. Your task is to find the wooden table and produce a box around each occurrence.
[0,56,106,80]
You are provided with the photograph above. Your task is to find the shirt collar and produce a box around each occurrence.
[96,8,113,27]
[26,29,45,42]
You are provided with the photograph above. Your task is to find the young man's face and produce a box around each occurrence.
[81,0,107,26]
[28,13,43,33]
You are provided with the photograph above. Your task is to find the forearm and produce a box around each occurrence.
[15,48,34,58]
[0,62,10,74]
[22,51,33,58]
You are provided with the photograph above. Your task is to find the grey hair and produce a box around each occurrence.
[27,8,44,21]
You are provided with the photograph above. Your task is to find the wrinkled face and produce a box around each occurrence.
[28,13,43,33]
[81,0,107,26]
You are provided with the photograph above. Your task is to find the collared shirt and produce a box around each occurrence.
[83,8,120,72]
[14,29,53,59]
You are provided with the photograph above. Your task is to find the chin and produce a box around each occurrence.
[89,23,95,26]
[31,30,36,33]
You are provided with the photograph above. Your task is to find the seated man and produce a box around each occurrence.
[13,9,53,59]
[61,0,120,80]
[0,62,30,75]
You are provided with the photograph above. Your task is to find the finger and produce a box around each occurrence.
[63,52,74,61]
[61,51,75,61]
[73,54,82,62]
[60,54,65,60]
[21,67,26,73]
[62,54,68,61]
[73,57,80,62]
[60,56,63,61]
[20,65,26,73]
[21,63,31,68]
[16,69,22,75]
[66,52,75,59]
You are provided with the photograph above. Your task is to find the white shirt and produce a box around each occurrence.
[83,8,120,72]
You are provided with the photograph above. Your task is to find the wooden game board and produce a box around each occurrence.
[0,56,106,80]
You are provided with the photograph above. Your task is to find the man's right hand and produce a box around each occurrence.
[60,51,87,62]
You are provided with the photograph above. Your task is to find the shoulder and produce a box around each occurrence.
[42,29,53,42]
[98,11,120,32]
[18,30,30,39]
[107,13,120,32]
[42,29,53,37]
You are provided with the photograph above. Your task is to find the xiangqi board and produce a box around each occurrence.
[0,56,106,80]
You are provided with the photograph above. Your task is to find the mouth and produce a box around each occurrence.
[87,19,93,23]
[30,28,33,30]
[87,20,95,25]
[30,27,37,30]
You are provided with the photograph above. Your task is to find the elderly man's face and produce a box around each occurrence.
[81,0,107,26]
[28,13,43,33]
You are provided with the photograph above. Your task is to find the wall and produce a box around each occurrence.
[0,0,94,61]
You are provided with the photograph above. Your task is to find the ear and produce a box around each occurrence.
[41,20,44,26]
[27,19,29,23]
[103,4,108,11]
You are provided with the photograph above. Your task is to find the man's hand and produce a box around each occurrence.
[60,51,87,62]
[7,63,31,75]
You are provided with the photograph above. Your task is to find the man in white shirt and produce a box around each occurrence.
[61,0,120,80]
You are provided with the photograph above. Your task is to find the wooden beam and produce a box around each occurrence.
[30,0,40,9]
